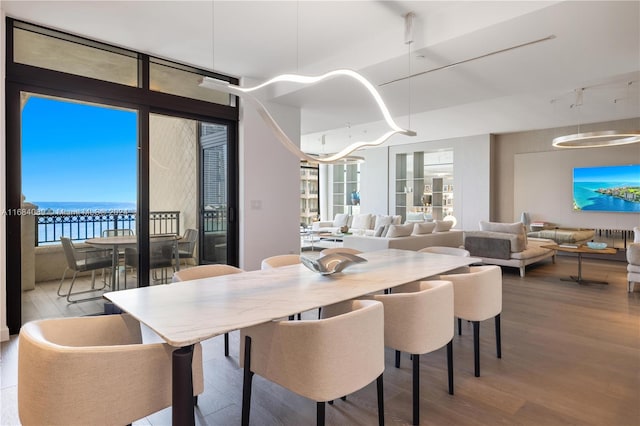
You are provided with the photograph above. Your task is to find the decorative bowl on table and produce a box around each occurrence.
[586,242,607,249]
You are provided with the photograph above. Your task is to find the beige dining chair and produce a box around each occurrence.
[173,264,245,356]
[369,280,454,425]
[419,246,472,275]
[18,314,204,426]
[440,265,503,377]
[260,254,301,269]
[319,247,363,257]
[240,299,385,426]
[261,254,303,320]
[57,237,113,303]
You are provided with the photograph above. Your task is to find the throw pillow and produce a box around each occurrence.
[434,220,453,232]
[405,211,425,223]
[351,213,372,230]
[386,223,414,238]
[332,213,349,227]
[374,226,386,237]
[413,222,436,235]
[479,221,522,235]
[374,214,393,230]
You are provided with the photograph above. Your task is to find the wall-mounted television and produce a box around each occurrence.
[573,164,640,213]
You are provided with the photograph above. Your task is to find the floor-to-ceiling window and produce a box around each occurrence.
[5,18,238,333]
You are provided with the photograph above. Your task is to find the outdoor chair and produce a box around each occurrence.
[57,237,113,303]
[124,238,176,286]
[178,228,198,266]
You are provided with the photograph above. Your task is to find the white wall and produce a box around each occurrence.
[386,135,491,231]
[515,147,640,230]
[1,7,9,342]
[239,99,301,271]
[360,147,389,215]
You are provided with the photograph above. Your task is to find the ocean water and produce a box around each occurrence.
[31,201,137,244]
[573,182,640,212]
[31,201,136,214]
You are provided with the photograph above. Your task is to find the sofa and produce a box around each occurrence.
[527,227,595,245]
[464,221,556,277]
[312,213,402,236]
[343,221,463,252]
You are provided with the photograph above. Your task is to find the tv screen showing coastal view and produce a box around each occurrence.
[573,164,640,212]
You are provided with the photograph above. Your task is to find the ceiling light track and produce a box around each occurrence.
[380,34,556,87]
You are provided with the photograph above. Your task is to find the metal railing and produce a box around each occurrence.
[35,211,180,246]
[203,209,227,232]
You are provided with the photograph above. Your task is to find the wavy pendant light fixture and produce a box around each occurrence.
[200,70,416,163]
[200,2,415,164]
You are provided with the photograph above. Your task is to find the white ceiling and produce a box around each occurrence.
[4,1,639,155]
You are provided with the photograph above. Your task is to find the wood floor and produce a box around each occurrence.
[2,255,639,425]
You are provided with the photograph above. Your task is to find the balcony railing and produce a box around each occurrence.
[203,209,227,232]
[35,211,180,246]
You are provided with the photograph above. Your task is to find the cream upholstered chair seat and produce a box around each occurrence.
[260,254,301,269]
[440,265,502,377]
[319,247,363,257]
[173,264,244,355]
[18,314,204,426]
[240,299,385,426]
[370,280,454,425]
[627,243,640,292]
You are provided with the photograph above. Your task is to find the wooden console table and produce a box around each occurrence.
[541,244,617,285]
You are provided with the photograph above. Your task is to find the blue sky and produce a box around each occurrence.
[573,164,640,184]
[22,96,137,203]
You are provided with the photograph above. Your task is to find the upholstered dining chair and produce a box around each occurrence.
[173,264,245,356]
[261,254,303,319]
[240,299,385,426]
[260,254,301,269]
[18,314,204,426]
[319,247,363,256]
[369,280,454,425]
[419,246,472,275]
[57,236,113,303]
[440,265,503,377]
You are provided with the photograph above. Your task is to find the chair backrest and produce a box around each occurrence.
[179,228,198,252]
[172,264,243,282]
[18,314,204,426]
[260,254,301,269]
[102,228,134,237]
[319,247,362,257]
[240,299,384,402]
[440,265,502,321]
[419,246,471,257]
[372,280,454,355]
[59,237,78,270]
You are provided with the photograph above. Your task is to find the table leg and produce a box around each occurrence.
[172,345,195,426]
[560,252,609,285]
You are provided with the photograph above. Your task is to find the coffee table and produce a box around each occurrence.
[541,244,617,285]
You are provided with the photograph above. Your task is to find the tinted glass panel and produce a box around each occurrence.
[150,61,231,105]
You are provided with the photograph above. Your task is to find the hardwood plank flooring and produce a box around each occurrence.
[2,256,638,425]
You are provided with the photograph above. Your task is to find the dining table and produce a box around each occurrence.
[86,234,180,290]
[103,248,480,425]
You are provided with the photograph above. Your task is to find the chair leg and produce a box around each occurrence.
[473,321,480,377]
[447,339,454,395]
[57,268,71,296]
[241,336,254,426]
[376,373,385,426]
[412,353,420,425]
[458,318,462,335]
[395,350,401,368]
[224,332,229,357]
[495,313,502,359]
[317,401,325,426]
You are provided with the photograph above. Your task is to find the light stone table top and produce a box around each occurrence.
[104,248,479,347]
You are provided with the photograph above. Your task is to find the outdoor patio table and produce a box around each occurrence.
[86,234,180,290]
[104,248,479,426]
